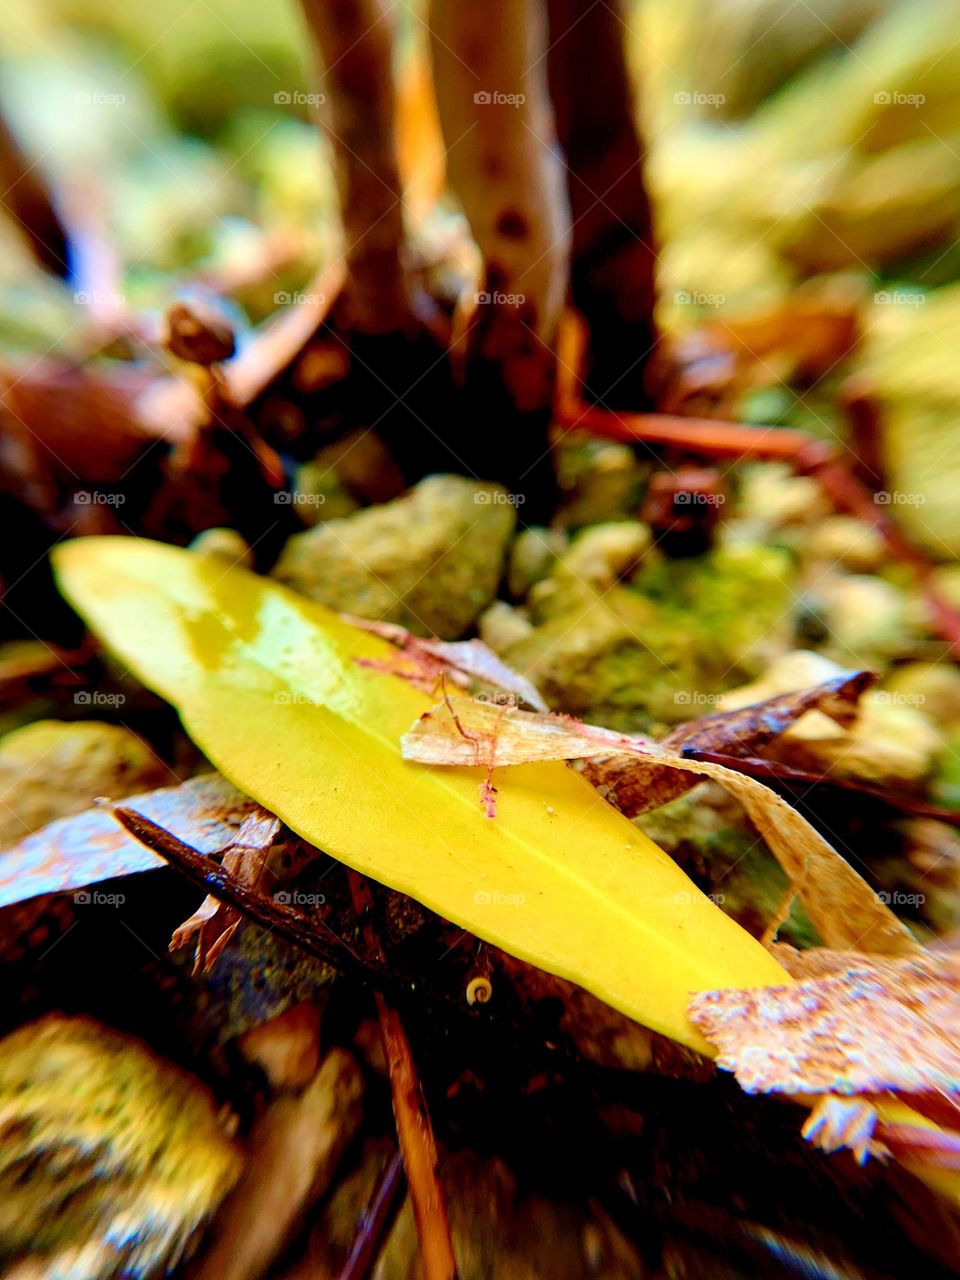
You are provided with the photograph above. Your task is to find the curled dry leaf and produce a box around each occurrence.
[169,808,281,974]
[580,668,874,821]
[687,950,960,1098]
[402,697,917,955]
[661,669,874,757]
[345,615,549,711]
[0,773,264,910]
[801,1097,885,1166]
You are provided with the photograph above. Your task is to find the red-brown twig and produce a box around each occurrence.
[560,402,834,467]
[563,397,960,654]
[346,871,458,1280]
[337,1150,405,1280]
[112,807,376,979]
[680,749,960,827]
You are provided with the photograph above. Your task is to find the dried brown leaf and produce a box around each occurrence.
[346,615,548,711]
[169,808,280,974]
[584,669,873,821]
[688,951,960,1097]
[402,698,917,955]
[662,669,874,757]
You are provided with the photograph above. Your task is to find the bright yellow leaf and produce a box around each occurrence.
[53,536,786,1052]
[52,536,960,1205]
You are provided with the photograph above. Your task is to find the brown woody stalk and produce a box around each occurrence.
[547,0,658,408]
[297,0,413,335]
[428,0,571,506]
[0,112,69,276]
[347,871,458,1280]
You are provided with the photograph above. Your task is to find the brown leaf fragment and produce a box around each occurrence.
[0,361,159,509]
[346,614,548,711]
[193,1048,363,1280]
[0,773,262,909]
[585,669,875,821]
[688,951,960,1098]
[801,1097,886,1165]
[402,697,917,955]
[578,754,693,819]
[169,808,281,974]
[662,670,874,757]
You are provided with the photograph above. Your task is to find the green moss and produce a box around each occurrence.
[502,542,793,730]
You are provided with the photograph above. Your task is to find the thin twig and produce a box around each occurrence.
[336,1150,405,1280]
[112,807,380,981]
[374,996,458,1280]
[565,399,960,653]
[679,750,960,826]
[564,403,833,465]
[347,871,458,1280]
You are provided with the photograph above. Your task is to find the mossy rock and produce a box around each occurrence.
[0,721,168,848]
[0,1015,240,1277]
[272,475,516,639]
[502,543,793,730]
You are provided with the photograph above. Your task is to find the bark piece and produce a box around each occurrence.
[194,1048,363,1280]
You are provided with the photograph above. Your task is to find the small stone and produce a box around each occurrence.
[804,574,912,667]
[0,721,169,848]
[804,516,885,572]
[290,459,359,525]
[559,522,651,590]
[0,1016,240,1278]
[884,663,960,730]
[189,527,254,568]
[478,601,534,652]
[272,475,516,639]
[507,526,567,599]
[555,438,648,528]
